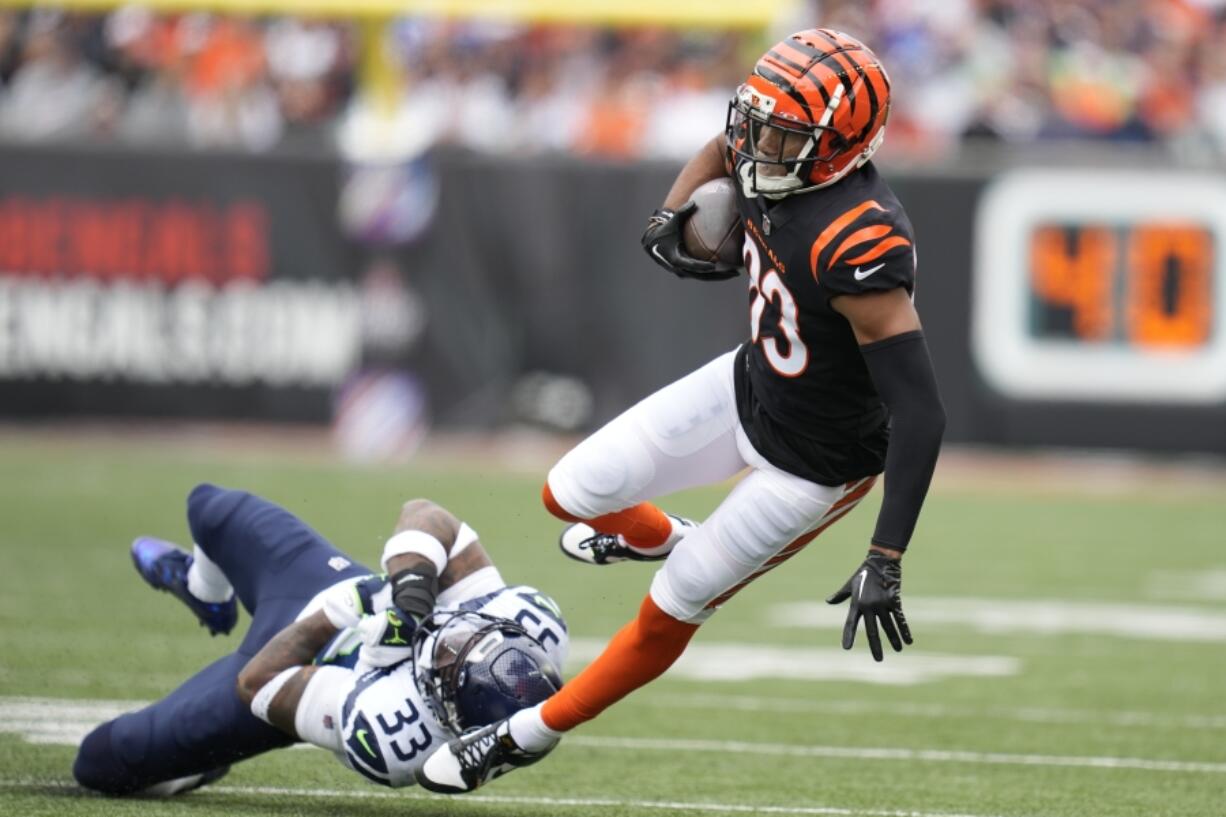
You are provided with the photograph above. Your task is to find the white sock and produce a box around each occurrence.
[187,545,233,603]
[508,703,563,752]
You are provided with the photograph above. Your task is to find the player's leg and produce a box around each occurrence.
[131,535,240,636]
[544,349,747,557]
[419,458,877,793]
[531,465,875,734]
[73,652,291,795]
[133,484,372,650]
[185,483,370,606]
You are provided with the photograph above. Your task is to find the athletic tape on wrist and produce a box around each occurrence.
[250,667,300,725]
[381,530,447,574]
[451,522,479,556]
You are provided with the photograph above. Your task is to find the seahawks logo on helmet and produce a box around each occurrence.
[412,610,563,734]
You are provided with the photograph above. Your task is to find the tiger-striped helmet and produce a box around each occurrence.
[725,29,891,198]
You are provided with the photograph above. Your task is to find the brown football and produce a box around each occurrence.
[682,177,745,268]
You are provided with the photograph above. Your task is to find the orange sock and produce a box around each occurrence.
[540,595,698,732]
[541,482,673,549]
[541,483,580,522]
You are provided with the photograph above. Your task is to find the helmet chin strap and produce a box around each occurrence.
[739,135,818,199]
[739,161,798,199]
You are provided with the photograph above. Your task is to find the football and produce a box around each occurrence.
[682,177,745,268]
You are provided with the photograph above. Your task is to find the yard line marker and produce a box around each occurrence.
[4,696,1225,774]
[0,779,1039,817]
[770,598,1226,643]
[568,736,1226,774]
[567,638,1019,685]
[639,692,1226,731]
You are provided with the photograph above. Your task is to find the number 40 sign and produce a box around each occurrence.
[972,170,1226,404]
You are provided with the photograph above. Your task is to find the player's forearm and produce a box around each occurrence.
[236,610,337,706]
[861,331,946,552]
[384,499,493,599]
[662,134,730,210]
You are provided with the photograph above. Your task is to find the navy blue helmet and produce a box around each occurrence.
[413,611,563,733]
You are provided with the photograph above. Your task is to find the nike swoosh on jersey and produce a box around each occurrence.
[356,728,376,757]
[853,263,886,280]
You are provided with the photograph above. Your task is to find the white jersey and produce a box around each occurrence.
[296,569,568,788]
[335,661,449,786]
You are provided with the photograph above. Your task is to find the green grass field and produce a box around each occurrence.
[1,433,1224,817]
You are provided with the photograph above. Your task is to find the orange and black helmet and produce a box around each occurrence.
[726,29,892,198]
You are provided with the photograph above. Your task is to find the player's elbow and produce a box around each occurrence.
[396,498,461,542]
[399,497,438,519]
[235,663,264,708]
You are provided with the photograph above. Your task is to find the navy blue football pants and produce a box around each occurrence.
[73,483,371,794]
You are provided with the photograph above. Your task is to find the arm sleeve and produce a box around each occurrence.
[860,330,946,551]
[294,666,352,752]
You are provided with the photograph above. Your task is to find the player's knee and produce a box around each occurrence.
[651,560,717,621]
[186,483,248,545]
[547,438,650,519]
[541,481,580,522]
[74,722,139,795]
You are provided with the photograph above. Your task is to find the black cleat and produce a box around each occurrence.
[558,514,695,565]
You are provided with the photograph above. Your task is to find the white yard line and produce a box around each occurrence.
[566,639,1019,685]
[567,736,1226,774]
[1145,568,1226,602]
[0,779,1041,817]
[769,598,1226,643]
[638,692,1226,731]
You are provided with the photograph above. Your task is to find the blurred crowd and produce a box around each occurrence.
[2,0,1226,160]
[822,0,1226,159]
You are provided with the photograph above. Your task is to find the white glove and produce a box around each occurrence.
[320,576,396,630]
[355,609,416,668]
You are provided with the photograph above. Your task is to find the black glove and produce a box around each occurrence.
[826,551,913,662]
[390,565,439,622]
[641,201,741,281]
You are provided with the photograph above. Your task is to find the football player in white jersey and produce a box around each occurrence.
[73,483,566,795]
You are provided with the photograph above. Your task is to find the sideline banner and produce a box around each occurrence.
[0,147,363,421]
[1,144,1222,454]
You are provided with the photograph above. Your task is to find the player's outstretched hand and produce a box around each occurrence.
[826,551,912,662]
[641,202,741,281]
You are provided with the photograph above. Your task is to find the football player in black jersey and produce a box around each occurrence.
[417,29,946,795]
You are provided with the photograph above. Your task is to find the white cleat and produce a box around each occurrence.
[558,514,696,565]
[415,719,555,794]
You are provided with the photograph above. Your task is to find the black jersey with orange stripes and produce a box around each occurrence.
[731,161,915,486]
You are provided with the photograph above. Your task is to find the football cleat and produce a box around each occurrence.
[415,719,554,794]
[559,514,695,565]
[131,537,238,636]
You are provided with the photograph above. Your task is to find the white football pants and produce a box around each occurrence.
[547,349,875,624]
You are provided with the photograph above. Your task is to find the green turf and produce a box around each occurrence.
[1,436,1224,817]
